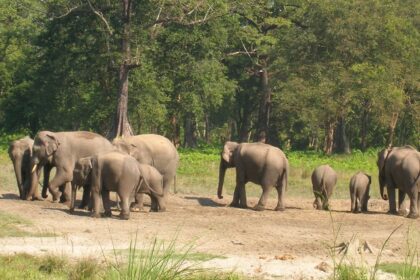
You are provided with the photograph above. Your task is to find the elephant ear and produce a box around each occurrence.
[222,144,232,163]
[45,133,60,156]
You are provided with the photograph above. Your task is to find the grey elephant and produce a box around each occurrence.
[349,172,371,213]
[217,141,289,211]
[27,131,114,204]
[312,164,337,210]
[377,146,420,218]
[8,137,34,199]
[113,134,178,210]
[72,152,164,219]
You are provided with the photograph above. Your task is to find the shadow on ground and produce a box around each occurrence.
[0,193,20,200]
[184,196,227,207]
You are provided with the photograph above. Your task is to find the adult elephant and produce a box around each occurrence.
[27,131,114,203]
[377,146,420,218]
[8,137,34,199]
[113,134,179,210]
[217,141,289,211]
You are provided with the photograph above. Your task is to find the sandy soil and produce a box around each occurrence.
[0,191,418,279]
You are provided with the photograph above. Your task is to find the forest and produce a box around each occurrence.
[0,0,418,153]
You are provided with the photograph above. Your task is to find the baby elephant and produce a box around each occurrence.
[72,151,164,220]
[349,172,371,213]
[312,164,337,210]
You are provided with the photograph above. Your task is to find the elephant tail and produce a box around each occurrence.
[173,175,177,194]
[137,176,164,197]
[277,161,288,192]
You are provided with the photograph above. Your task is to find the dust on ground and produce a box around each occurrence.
[0,191,418,279]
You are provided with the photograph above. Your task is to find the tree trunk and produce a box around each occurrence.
[204,113,210,144]
[324,120,336,155]
[360,111,368,152]
[336,116,351,154]
[184,113,197,148]
[387,112,399,147]
[170,114,180,147]
[254,68,272,143]
[108,0,135,139]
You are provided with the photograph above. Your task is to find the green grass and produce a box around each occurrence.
[334,264,369,280]
[176,147,381,200]
[0,145,382,202]
[0,210,55,238]
[379,263,420,280]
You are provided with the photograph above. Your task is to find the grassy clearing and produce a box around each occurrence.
[0,145,381,200]
[0,210,56,238]
[177,147,380,200]
[0,237,243,280]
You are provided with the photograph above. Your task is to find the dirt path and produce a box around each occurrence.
[0,191,418,279]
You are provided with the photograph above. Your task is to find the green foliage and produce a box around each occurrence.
[0,0,418,150]
[334,264,368,280]
[379,263,420,280]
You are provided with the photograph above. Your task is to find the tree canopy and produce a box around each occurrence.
[0,0,418,152]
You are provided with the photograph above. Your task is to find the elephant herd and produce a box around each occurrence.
[7,132,420,220]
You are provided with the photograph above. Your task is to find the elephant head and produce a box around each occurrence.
[73,157,93,186]
[217,141,239,199]
[8,137,33,199]
[27,131,60,200]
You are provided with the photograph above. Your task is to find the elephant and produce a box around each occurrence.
[112,134,178,210]
[312,164,337,210]
[349,172,371,213]
[72,151,164,219]
[217,141,289,211]
[377,145,420,219]
[8,137,34,199]
[27,131,114,204]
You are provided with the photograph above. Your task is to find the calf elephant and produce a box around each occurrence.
[217,141,289,211]
[349,172,371,213]
[312,164,337,210]
[377,146,420,218]
[113,134,178,210]
[27,131,114,204]
[8,137,34,199]
[72,152,164,219]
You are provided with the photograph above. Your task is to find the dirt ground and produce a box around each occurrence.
[0,190,418,279]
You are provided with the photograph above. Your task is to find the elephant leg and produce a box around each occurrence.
[322,189,330,211]
[230,186,240,208]
[150,195,158,212]
[91,189,102,218]
[361,194,368,212]
[118,193,130,220]
[398,189,406,215]
[59,182,71,204]
[78,184,90,210]
[355,197,362,213]
[275,183,286,211]
[131,193,144,211]
[407,191,419,219]
[69,183,77,214]
[254,186,271,211]
[102,190,112,217]
[157,195,166,212]
[350,192,356,213]
[387,186,398,215]
[48,169,71,202]
[238,184,247,208]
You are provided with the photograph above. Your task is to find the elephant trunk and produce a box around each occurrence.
[12,160,24,199]
[217,161,226,199]
[27,162,39,200]
[380,183,388,200]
